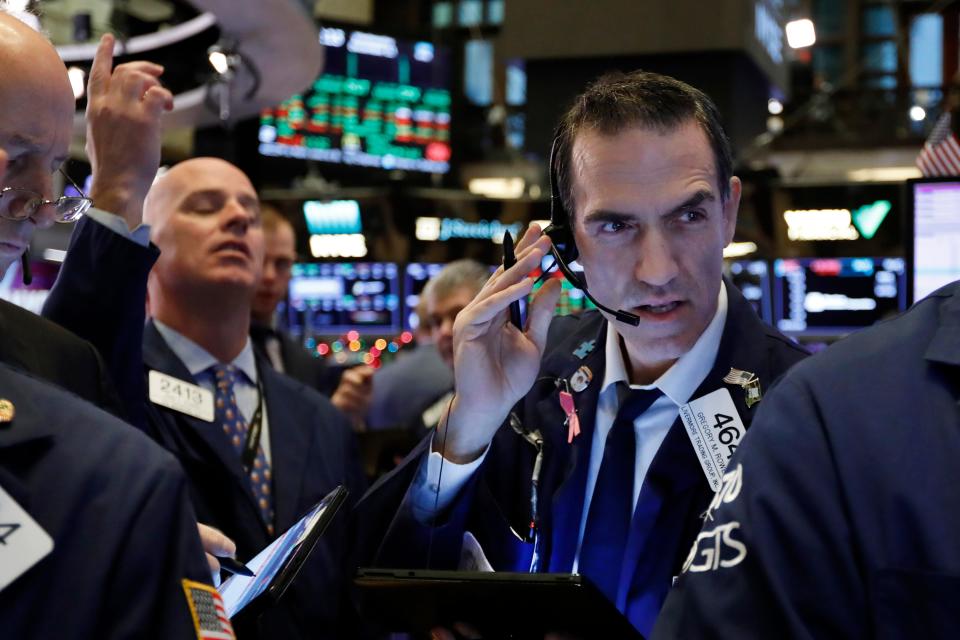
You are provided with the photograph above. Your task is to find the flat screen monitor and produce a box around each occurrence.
[907,178,960,303]
[286,262,401,336]
[258,28,452,174]
[303,200,363,235]
[726,259,772,323]
[403,262,444,330]
[772,257,907,336]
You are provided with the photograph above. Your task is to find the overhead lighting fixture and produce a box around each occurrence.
[723,242,758,259]
[415,217,442,241]
[467,177,525,199]
[909,106,926,122]
[205,38,260,123]
[309,233,367,258]
[786,19,816,49]
[846,167,922,182]
[767,98,784,115]
[208,49,230,75]
[67,66,86,99]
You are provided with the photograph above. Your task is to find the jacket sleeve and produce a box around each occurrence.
[651,374,867,640]
[101,454,214,639]
[42,216,158,429]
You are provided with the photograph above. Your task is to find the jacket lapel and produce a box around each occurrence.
[619,280,788,602]
[142,322,263,520]
[539,317,608,573]
[259,365,313,531]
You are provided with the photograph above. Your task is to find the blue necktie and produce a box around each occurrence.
[212,364,275,535]
[578,386,662,602]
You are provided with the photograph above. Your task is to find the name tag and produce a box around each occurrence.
[148,371,214,422]
[678,389,745,492]
[0,484,54,592]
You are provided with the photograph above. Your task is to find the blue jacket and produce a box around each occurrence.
[0,361,211,638]
[356,281,807,637]
[43,217,367,639]
[652,280,960,640]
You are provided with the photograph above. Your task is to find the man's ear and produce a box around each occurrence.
[722,176,742,246]
[0,149,7,183]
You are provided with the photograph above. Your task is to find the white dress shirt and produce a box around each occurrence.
[410,285,729,567]
[153,320,273,465]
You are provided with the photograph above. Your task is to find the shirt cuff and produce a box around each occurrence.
[409,435,488,525]
[84,208,152,247]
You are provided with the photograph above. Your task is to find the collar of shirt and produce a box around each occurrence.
[599,281,728,409]
[153,319,259,385]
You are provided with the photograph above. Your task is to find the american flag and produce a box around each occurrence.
[182,580,236,640]
[917,112,960,177]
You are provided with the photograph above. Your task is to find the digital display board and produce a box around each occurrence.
[909,179,960,302]
[403,262,444,330]
[726,259,772,323]
[285,262,400,336]
[773,257,907,336]
[259,28,452,174]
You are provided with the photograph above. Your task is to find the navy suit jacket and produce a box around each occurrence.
[653,281,960,640]
[355,281,808,637]
[0,297,121,416]
[43,217,367,639]
[0,361,211,639]
[143,322,367,638]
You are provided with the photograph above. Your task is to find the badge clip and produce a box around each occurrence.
[723,368,762,408]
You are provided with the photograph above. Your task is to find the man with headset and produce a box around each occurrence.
[356,70,807,637]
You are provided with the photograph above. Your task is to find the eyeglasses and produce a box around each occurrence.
[0,169,93,223]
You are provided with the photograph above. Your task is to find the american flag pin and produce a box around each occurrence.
[182,579,236,639]
[723,368,762,408]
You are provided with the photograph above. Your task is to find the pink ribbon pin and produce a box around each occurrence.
[559,391,580,443]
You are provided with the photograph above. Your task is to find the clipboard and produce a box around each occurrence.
[354,569,645,639]
[218,485,348,619]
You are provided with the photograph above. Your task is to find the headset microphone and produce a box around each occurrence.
[20,248,31,286]
[542,136,641,327]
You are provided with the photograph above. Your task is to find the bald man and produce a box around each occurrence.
[0,13,224,639]
[46,155,366,638]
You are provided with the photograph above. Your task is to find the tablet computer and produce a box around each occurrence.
[219,484,348,618]
[354,569,645,639]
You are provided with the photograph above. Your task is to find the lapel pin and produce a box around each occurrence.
[723,368,762,408]
[557,378,581,443]
[569,365,593,393]
[0,399,15,424]
[572,340,596,360]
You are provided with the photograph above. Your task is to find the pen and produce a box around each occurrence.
[502,231,523,329]
[217,555,255,577]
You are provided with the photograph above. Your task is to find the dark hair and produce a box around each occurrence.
[554,70,734,218]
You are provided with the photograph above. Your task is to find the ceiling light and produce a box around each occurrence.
[786,19,816,49]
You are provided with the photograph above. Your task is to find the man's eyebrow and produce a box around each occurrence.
[581,190,718,225]
[666,189,715,215]
[181,189,224,201]
[581,209,636,225]
[6,134,43,152]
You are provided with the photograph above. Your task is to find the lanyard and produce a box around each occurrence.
[241,372,265,472]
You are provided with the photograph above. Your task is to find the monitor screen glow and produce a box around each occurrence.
[911,180,960,301]
[772,257,906,336]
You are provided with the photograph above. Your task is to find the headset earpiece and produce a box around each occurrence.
[545,136,579,264]
[541,131,641,327]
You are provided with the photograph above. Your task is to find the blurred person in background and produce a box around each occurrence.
[250,205,374,427]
